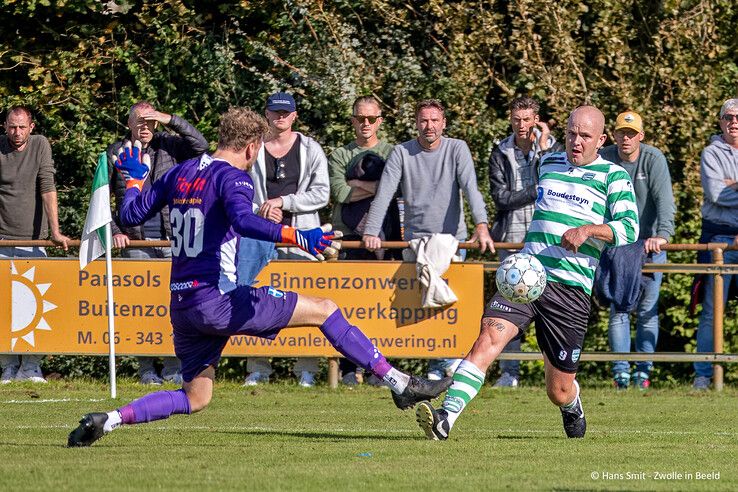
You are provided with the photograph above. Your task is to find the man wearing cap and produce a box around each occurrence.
[600,110,675,390]
[243,91,330,388]
[693,98,738,390]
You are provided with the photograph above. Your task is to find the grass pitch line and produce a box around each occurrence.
[0,398,108,404]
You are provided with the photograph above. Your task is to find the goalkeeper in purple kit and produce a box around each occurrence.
[68,107,450,447]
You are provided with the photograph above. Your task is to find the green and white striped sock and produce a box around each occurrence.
[441,360,485,428]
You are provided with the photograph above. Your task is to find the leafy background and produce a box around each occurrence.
[2,0,737,383]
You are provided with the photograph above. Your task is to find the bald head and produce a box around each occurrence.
[565,105,607,166]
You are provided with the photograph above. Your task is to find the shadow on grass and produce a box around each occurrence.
[215,429,414,441]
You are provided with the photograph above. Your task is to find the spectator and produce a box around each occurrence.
[0,105,71,383]
[600,111,675,390]
[244,91,329,387]
[107,101,208,385]
[488,96,562,388]
[328,95,398,385]
[362,99,494,381]
[693,98,738,390]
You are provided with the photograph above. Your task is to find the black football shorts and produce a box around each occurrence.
[483,281,592,373]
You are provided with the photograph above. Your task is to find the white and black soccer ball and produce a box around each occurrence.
[495,253,547,304]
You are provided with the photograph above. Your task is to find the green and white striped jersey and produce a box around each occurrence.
[522,152,639,294]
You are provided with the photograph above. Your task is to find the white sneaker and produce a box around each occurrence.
[298,371,315,387]
[15,365,47,383]
[492,373,519,388]
[162,372,184,385]
[1,365,19,384]
[244,372,270,386]
[140,371,163,385]
[426,370,445,381]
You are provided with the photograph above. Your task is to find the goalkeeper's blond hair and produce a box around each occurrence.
[218,107,269,151]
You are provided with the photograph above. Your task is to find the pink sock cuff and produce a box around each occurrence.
[118,405,135,425]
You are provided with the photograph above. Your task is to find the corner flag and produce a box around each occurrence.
[79,151,118,397]
[79,152,112,270]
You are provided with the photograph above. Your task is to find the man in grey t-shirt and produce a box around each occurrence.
[363,99,494,379]
[1,106,71,383]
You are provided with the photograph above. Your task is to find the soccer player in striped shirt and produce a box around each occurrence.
[67,107,451,447]
[416,106,638,440]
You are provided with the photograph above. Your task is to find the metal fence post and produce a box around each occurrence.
[712,246,724,391]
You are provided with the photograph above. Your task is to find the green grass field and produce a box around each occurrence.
[1,380,736,491]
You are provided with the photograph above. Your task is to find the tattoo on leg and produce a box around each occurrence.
[493,321,506,332]
[482,318,507,333]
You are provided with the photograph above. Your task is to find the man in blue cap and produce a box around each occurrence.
[242,91,330,387]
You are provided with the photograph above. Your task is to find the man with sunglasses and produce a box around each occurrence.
[244,91,330,387]
[107,101,209,386]
[693,98,738,390]
[328,95,397,385]
[328,95,396,257]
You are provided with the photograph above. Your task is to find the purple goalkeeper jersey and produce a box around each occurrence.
[119,154,283,308]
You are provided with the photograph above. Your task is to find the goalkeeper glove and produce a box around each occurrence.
[115,140,151,190]
[281,224,343,261]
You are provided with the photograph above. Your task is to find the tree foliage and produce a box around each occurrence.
[2,0,738,381]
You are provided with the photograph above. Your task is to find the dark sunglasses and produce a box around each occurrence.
[353,115,380,124]
[721,114,738,122]
[273,158,286,181]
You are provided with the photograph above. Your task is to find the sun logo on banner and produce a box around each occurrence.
[9,261,55,351]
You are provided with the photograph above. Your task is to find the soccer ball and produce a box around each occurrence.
[495,253,547,304]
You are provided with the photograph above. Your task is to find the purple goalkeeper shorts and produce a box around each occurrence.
[170,285,298,382]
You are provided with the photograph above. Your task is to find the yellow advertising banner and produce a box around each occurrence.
[0,259,482,358]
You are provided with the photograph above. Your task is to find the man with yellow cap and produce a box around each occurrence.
[600,111,675,390]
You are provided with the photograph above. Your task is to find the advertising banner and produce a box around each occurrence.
[0,259,482,358]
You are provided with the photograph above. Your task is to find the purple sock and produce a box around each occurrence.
[320,309,391,378]
[118,389,191,425]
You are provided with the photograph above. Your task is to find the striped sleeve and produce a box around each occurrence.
[605,167,639,246]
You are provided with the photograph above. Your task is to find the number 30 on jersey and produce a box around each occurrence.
[170,208,205,257]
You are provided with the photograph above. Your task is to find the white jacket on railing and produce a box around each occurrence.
[405,233,460,308]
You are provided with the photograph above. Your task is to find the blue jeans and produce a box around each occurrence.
[694,236,738,378]
[608,250,666,376]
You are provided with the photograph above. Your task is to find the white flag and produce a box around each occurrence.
[79,152,112,270]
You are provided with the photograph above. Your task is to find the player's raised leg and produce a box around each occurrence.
[287,294,451,409]
[543,354,585,438]
[416,314,519,440]
[67,366,214,447]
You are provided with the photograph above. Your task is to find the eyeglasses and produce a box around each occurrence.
[353,115,380,124]
[273,158,286,181]
[721,114,738,122]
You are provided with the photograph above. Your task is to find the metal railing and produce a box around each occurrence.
[1,239,735,389]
